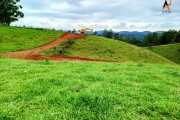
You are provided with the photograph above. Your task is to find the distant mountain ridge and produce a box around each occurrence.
[95,30,164,35]
[94,30,164,40]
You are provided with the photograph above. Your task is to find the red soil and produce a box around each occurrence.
[0,33,117,62]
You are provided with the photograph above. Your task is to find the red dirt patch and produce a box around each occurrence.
[0,33,117,62]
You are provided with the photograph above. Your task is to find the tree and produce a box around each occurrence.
[143,33,153,46]
[159,29,176,44]
[103,29,108,37]
[142,32,161,46]
[93,31,97,35]
[67,30,71,33]
[0,0,24,26]
[113,32,119,39]
[174,30,180,43]
[72,29,76,34]
[118,34,125,41]
[129,37,142,46]
[107,29,113,38]
[103,29,113,38]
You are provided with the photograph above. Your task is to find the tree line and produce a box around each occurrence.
[94,29,180,47]
[143,29,180,46]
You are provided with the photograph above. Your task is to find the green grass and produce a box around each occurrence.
[145,44,180,65]
[43,35,176,65]
[0,26,64,53]
[0,57,180,119]
[0,26,179,119]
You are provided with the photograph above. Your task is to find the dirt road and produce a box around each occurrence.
[0,33,117,62]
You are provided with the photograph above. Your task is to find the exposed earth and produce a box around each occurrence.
[0,33,117,62]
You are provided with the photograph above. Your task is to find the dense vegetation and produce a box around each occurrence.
[146,43,180,64]
[0,0,24,26]
[143,29,180,46]
[94,29,180,47]
[0,26,64,52]
[0,58,179,119]
[43,35,175,65]
[94,29,143,47]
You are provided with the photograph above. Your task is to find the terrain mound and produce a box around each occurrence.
[0,33,116,62]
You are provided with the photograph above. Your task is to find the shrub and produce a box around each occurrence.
[137,63,143,67]
[45,58,50,64]
[178,48,180,52]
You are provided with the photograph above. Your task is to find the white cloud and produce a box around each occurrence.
[12,0,180,31]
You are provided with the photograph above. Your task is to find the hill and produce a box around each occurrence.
[43,35,176,65]
[0,26,176,65]
[145,43,180,64]
[0,58,179,119]
[0,26,64,53]
[0,33,88,61]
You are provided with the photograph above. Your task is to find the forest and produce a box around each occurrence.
[95,29,180,47]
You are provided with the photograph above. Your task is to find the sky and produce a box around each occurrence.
[12,0,180,31]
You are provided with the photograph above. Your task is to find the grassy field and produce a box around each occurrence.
[43,35,176,65]
[146,44,180,65]
[0,26,64,53]
[0,26,179,119]
[0,57,179,119]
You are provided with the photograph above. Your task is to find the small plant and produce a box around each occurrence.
[67,39,75,46]
[53,47,57,55]
[137,63,143,67]
[45,58,50,64]
[58,49,64,56]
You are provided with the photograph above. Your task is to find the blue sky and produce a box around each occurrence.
[13,0,180,31]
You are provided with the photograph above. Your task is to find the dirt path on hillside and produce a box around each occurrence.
[0,33,117,62]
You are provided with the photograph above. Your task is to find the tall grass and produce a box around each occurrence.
[0,58,179,119]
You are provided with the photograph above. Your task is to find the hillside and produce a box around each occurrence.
[145,43,180,64]
[0,26,179,119]
[43,35,176,65]
[0,58,179,119]
[0,33,88,60]
[0,26,63,53]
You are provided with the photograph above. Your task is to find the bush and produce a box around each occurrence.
[178,48,180,52]
[45,58,50,64]
[137,63,143,67]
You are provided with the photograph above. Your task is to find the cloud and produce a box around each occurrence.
[114,22,127,28]
[12,0,180,31]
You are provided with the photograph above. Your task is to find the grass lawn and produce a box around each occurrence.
[146,44,180,65]
[0,26,64,53]
[0,57,179,119]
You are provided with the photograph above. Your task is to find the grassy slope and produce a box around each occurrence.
[44,35,176,65]
[145,44,180,65]
[0,58,180,119]
[0,26,64,53]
